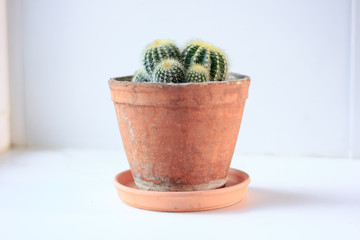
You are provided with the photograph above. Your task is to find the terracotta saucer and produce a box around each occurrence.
[113,168,250,212]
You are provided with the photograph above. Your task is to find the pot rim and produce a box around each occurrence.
[109,72,250,87]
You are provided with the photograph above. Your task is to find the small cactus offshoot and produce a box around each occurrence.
[153,59,185,83]
[142,40,181,76]
[185,64,209,82]
[182,40,228,81]
[132,69,151,82]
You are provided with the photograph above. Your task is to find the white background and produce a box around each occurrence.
[6,0,360,158]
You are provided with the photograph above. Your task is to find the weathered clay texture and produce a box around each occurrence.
[109,73,250,191]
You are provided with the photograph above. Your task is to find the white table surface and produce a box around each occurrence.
[0,148,359,240]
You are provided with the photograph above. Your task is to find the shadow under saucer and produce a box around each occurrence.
[208,187,325,214]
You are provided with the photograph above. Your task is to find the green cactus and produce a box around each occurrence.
[153,59,185,83]
[182,40,228,81]
[142,40,181,76]
[132,69,151,82]
[185,64,209,83]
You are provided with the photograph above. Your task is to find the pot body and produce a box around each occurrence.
[109,73,250,191]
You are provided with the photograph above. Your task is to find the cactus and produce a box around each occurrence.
[153,59,185,83]
[142,40,181,76]
[185,64,209,83]
[182,40,228,81]
[132,69,151,82]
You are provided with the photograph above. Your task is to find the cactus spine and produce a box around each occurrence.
[185,64,209,82]
[142,40,181,76]
[132,69,151,82]
[153,59,185,83]
[182,40,228,81]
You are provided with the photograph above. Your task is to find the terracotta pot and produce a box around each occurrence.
[109,73,250,191]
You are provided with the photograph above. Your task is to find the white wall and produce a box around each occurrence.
[351,0,360,157]
[7,0,360,158]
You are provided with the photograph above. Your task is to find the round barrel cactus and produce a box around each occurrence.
[132,69,151,82]
[185,64,209,83]
[182,40,228,81]
[153,59,185,83]
[142,40,181,76]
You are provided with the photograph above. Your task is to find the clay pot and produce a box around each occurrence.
[109,73,250,191]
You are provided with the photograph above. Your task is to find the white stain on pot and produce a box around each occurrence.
[128,121,135,137]
[132,149,137,168]
[133,176,226,191]
[121,112,136,142]
[132,162,227,191]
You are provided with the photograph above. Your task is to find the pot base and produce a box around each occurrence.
[113,168,250,212]
[133,177,227,192]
